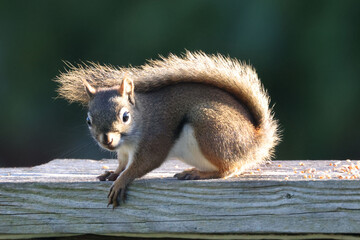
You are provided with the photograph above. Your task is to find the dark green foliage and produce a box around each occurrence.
[0,0,359,166]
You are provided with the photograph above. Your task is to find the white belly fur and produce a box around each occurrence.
[167,124,218,171]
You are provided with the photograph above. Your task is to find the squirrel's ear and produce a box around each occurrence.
[119,76,135,104]
[82,79,97,99]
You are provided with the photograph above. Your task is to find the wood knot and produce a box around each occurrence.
[285,193,293,199]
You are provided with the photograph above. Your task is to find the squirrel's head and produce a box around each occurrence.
[83,77,135,151]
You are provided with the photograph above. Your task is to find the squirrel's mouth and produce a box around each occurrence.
[103,144,117,151]
[100,141,122,151]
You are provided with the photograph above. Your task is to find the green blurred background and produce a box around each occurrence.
[0,0,359,167]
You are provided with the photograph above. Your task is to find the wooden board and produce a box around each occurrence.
[1,159,360,239]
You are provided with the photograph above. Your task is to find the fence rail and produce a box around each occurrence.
[1,159,360,239]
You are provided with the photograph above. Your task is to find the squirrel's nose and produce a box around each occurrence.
[103,133,113,145]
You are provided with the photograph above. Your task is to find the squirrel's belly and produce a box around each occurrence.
[167,124,218,171]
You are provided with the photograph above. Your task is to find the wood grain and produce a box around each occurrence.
[1,159,360,239]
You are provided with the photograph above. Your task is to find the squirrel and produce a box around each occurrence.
[55,51,280,208]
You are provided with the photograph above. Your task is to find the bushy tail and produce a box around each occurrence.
[135,52,280,163]
[55,51,280,163]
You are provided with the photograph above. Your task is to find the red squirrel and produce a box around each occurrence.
[55,51,280,208]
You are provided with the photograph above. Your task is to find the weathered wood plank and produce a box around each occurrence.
[1,159,358,182]
[1,159,360,239]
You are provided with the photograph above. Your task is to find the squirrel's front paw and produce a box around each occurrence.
[97,171,119,181]
[107,181,127,208]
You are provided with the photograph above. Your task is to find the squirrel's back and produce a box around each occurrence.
[56,51,280,166]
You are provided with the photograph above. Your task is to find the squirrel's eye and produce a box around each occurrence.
[119,107,131,124]
[86,114,92,127]
[123,111,130,122]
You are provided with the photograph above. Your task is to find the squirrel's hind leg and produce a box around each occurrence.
[168,124,222,180]
[185,101,257,179]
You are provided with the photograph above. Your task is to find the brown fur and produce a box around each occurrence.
[55,52,280,208]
